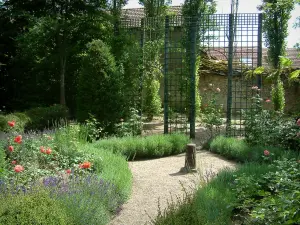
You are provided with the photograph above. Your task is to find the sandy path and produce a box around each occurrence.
[109,150,236,225]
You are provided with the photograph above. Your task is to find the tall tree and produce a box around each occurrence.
[258,0,296,111]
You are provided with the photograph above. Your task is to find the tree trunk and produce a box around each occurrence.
[60,54,66,105]
[185,143,196,170]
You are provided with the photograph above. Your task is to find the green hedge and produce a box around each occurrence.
[93,133,190,159]
[209,135,299,163]
[0,105,69,132]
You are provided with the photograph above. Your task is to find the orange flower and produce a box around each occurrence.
[14,135,22,144]
[8,121,15,127]
[14,165,24,173]
[79,161,92,169]
[8,146,14,152]
[46,148,52,155]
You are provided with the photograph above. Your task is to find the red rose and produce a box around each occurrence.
[14,135,22,144]
[8,121,15,127]
[46,148,52,155]
[66,169,71,174]
[14,165,24,173]
[8,146,14,152]
[11,160,17,165]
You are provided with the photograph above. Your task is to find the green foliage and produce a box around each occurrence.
[93,134,190,159]
[271,76,285,112]
[209,136,299,162]
[152,163,272,225]
[79,144,132,201]
[201,83,223,137]
[0,113,30,133]
[233,159,300,224]
[25,104,69,131]
[115,108,143,137]
[142,40,163,120]
[0,189,72,225]
[259,0,295,69]
[244,97,300,150]
[77,39,128,132]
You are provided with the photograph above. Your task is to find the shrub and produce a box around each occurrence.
[209,136,299,163]
[24,104,69,131]
[244,94,300,151]
[76,40,129,133]
[0,113,30,133]
[93,134,190,159]
[0,142,6,177]
[0,188,72,225]
[233,159,300,224]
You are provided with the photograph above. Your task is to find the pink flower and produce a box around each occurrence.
[11,160,17,165]
[251,86,258,90]
[265,99,271,103]
[8,146,14,152]
[297,118,300,127]
[14,135,22,144]
[14,165,24,173]
[66,169,71,174]
[216,88,221,92]
[264,150,270,156]
[8,121,15,127]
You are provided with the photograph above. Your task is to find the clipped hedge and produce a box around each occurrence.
[0,105,69,132]
[93,133,190,159]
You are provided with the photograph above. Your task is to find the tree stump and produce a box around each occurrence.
[185,143,196,171]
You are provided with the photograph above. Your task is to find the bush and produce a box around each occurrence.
[0,113,30,133]
[233,159,300,224]
[0,189,72,225]
[93,134,190,159]
[209,136,299,163]
[77,40,129,133]
[0,142,6,177]
[25,104,69,131]
[244,95,300,151]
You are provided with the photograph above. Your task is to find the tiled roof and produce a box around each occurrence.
[121,6,182,20]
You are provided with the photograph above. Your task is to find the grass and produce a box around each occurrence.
[92,133,190,160]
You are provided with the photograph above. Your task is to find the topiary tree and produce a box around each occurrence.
[77,39,127,132]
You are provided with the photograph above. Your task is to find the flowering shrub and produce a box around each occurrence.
[244,88,300,150]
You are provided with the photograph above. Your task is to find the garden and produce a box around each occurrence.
[1,0,300,224]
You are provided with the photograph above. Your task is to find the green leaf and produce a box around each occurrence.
[288,70,300,82]
[279,56,293,68]
[253,66,265,75]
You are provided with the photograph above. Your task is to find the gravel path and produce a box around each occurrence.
[109,150,236,225]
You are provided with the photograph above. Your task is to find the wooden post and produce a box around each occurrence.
[185,143,196,171]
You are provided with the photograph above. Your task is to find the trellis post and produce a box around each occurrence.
[164,16,169,134]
